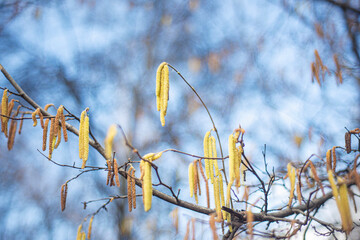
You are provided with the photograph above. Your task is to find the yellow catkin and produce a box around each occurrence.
[203,131,211,180]
[60,108,68,142]
[48,117,55,158]
[42,118,49,151]
[79,110,86,159]
[193,160,199,197]
[104,124,117,160]
[76,224,83,240]
[61,183,68,211]
[44,103,54,111]
[87,216,94,240]
[228,133,236,182]
[156,62,167,110]
[332,146,337,172]
[226,178,234,207]
[287,163,296,207]
[338,177,353,234]
[326,149,332,172]
[142,155,153,212]
[209,135,214,184]
[189,162,195,198]
[227,211,232,232]
[162,64,169,115]
[131,169,136,209]
[328,170,339,201]
[1,89,8,136]
[214,176,222,220]
[81,115,90,168]
[217,172,226,220]
[235,145,243,188]
[38,109,44,129]
[211,136,219,175]
[32,110,38,127]
[127,168,133,212]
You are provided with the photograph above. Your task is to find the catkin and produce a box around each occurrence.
[42,118,49,151]
[131,169,136,209]
[55,127,61,149]
[170,208,179,234]
[309,161,325,195]
[209,214,219,240]
[49,117,55,158]
[214,176,222,220]
[326,149,332,172]
[81,115,90,168]
[104,124,117,160]
[76,224,83,240]
[79,110,86,159]
[32,110,38,127]
[287,163,296,207]
[1,89,8,136]
[203,131,211,180]
[247,208,254,237]
[87,216,94,240]
[54,106,63,137]
[127,168,133,212]
[142,155,153,212]
[228,133,236,182]
[338,177,353,234]
[345,132,351,154]
[332,146,337,172]
[7,119,17,150]
[61,183,68,211]
[18,113,24,134]
[189,162,195,198]
[198,160,210,208]
[7,99,14,117]
[44,103,54,111]
[156,62,170,126]
[113,158,120,187]
[60,108,68,142]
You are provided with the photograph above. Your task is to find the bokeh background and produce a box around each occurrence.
[0,0,359,239]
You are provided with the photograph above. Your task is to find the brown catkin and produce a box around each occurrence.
[326,149,332,172]
[188,162,195,198]
[113,158,120,187]
[1,89,8,136]
[7,119,17,150]
[38,109,44,129]
[194,160,201,196]
[106,160,111,186]
[332,146,337,172]
[131,169,136,209]
[87,215,94,240]
[209,214,219,240]
[127,168,133,212]
[247,208,254,238]
[60,109,68,142]
[309,161,325,196]
[42,118,49,151]
[18,113,24,134]
[61,183,68,211]
[198,160,210,208]
[345,132,351,154]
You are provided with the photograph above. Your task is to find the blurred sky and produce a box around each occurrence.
[0,0,359,239]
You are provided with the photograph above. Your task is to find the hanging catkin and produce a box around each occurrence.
[1,89,9,136]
